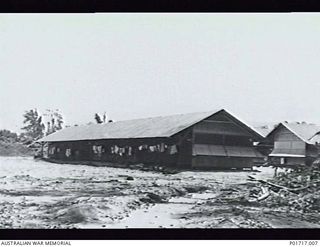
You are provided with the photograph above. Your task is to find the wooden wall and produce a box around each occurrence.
[269,125,307,165]
[190,111,260,169]
[268,125,320,166]
[269,156,306,166]
[45,137,182,167]
[192,156,254,169]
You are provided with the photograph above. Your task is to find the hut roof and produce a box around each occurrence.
[252,124,277,138]
[37,109,263,143]
[267,122,320,144]
[308,132,320,144]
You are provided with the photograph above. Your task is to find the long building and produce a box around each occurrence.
[266,122,320,166]
[37,109,264,169]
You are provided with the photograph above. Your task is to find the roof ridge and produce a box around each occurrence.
[110,110,219,122]
[74,110,221,128]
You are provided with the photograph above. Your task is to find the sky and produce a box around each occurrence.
[1,13,320,133]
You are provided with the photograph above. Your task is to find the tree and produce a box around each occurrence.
[103,112,107,123]
[0,129,19,143]
[21,109,45,141]
[94,113,103,124]
[43,109,64,135]
[95,112,112,123]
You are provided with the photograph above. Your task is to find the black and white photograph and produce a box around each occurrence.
[1,13,320,231]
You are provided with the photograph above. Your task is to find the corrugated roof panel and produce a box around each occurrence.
[37,109,264,143]
[280,123,320,144]
[225,146,263,158]
[193,144,263,158]
[309,133,320,144]
[269,148,306,156]
[192,144,227,156]
[38,111,219,142]
[252,124,277,138]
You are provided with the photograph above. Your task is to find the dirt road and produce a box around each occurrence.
[0,157,319,228]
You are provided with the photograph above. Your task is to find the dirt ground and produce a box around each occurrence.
[0,156,320,229]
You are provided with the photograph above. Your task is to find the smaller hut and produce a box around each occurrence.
[266,122,320,166]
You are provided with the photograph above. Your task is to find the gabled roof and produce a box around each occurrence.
[266,122,320,145]
[252,124,277,138]
[37,109,264,143]
[309,132,320,144]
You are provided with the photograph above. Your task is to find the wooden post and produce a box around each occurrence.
[274,166,278,177]
[40,142,44,158]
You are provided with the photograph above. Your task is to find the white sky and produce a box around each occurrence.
[1,13,320,133]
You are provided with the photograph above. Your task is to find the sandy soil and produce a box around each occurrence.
[0,157,319,228]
